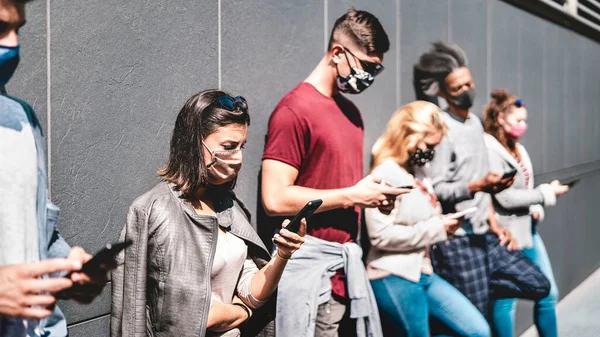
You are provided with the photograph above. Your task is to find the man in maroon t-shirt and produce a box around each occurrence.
[262,9,408,337]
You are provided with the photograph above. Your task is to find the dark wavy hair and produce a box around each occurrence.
[413,41,468,101]
[158,89,250,195]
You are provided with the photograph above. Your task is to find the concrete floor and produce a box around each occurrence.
[520,268,600,337]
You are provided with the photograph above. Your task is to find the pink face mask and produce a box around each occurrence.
[505,123,528,139]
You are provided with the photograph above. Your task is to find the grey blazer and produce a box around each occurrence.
[484,134,555,248]
[110,182,274,337]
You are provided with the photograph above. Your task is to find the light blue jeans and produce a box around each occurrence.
[492,233,559,337]
[371,272,490,337]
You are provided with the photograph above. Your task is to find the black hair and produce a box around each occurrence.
[158,89,250,195]
[328,8,390,54]
[413,41,468,100]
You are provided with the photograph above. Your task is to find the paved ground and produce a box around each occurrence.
[521,268,600,337]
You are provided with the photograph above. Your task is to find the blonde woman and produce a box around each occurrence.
[366,101,490,337]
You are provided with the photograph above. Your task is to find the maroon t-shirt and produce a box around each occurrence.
[263,82,364,298]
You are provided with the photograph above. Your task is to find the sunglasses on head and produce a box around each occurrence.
[214,95,248,112]
[500,98,525,112]
[343,48,384,77]
[513,99,524,108]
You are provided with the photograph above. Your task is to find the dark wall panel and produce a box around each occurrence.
[563,32,583,166]
[518,10,546,173]
[489,1,520,96]
[399,0,449,105]
[328,0,399,173]
[581,37,600,163]
[68,315,110,337]
[49,1,218,333]
[221,0,324,225]
[544,22,567,172]
[449,0,488,118]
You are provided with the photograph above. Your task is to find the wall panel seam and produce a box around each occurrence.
[218,0,222,89]
[486,0,491,99]
[396,0,401,107]
[46,0,51,196]
[324,0,328,52]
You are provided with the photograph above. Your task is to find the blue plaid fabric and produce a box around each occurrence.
[430,233,550,318]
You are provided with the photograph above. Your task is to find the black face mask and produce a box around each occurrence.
[408,148,435,167]
[445,88,475,110]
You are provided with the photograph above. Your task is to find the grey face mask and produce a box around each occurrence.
[202,141,242,185]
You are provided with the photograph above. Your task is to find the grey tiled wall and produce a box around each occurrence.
[8,0,600,336]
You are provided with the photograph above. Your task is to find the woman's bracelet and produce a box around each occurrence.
[232,302,251,322]
[275,250,293,261]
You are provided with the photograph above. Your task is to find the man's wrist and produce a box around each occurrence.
[467,181,481,195]
[340,186,355,208]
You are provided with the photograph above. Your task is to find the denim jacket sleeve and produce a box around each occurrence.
[46,201,71,259]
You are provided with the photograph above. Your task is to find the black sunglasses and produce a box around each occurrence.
[214,95,248,112]
[343,48,384,77]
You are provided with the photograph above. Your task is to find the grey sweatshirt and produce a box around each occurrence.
[423,111,491,234]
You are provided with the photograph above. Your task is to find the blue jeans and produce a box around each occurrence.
[492,233,559,337]
[371,272,490,337]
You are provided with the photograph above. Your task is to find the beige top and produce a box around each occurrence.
[366,159,448,282]
[208,228,264,337]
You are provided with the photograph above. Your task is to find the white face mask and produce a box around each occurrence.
[202,141,242,185]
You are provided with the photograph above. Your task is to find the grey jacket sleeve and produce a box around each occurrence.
[428,136,472,205]
[488,150,556,210]
[111,206,149,337]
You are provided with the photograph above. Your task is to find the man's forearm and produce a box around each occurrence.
[263,184,353,217]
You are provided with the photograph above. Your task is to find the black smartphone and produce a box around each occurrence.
[565,178,580,188]
[502,169,518,179]
[71,240,133,277]
[398,185,415,189]
[286,199,323,233]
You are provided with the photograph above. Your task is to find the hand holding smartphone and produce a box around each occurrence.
[444,207,478,220]
[501,169,518,179]
[286,200,323,233]
[564,178,580,188]
[68,240,132,278]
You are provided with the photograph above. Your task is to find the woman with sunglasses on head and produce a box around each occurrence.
[111,90,306,337]
[366,101,490,337]
[483,89,569,337]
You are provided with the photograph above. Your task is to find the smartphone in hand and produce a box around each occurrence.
[71,240,132,278]
[564,178,580,188]
[286,200,323,233]
[444,207,478,220]
[501,169,518,179]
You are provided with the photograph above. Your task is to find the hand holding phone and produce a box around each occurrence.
[550,180,570,196]
[286,200,323,233]
[564,178,580,188]
[501,169,518,179]
[58,241,131,302]
[444,207,478,220]
[66,240,132,278]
